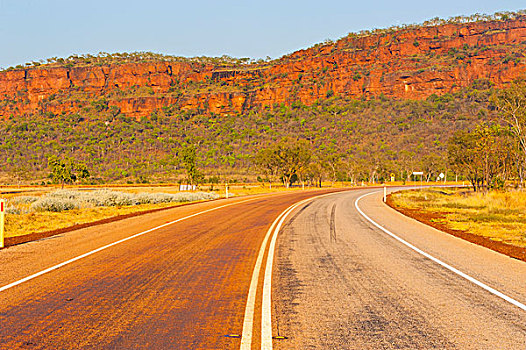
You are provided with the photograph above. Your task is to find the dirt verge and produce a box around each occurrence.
[386,194,526,263]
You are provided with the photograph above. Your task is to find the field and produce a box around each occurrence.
[389,188,526,249]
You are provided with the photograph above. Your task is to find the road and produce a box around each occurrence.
[272,189,526,349]
[0,188,524,349]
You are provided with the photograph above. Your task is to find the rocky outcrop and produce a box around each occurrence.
[1,16,526,118]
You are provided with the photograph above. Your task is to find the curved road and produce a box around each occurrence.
[0,188,524,349]
[272,189,526,349]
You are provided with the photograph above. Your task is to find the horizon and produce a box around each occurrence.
[1,1,525,69]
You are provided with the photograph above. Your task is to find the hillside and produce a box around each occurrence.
[0,84,496,183]
[1,12,526,119]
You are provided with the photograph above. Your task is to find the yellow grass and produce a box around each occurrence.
[4,202,185,238]
[390,188,526,248]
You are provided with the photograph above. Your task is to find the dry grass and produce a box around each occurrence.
[390,188,526,248]
[4,202,190,238]
[2,181,434,239]
[2,188,218,238]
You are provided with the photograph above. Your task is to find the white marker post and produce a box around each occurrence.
[225,183,229,199]
[0,199,5,248]
[383,186,387,203]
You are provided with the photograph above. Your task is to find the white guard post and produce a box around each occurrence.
[0,199,5,248]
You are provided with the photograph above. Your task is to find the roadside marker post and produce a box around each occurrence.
[225,183,229,199]
[0,199,5,248]
[383,186,387,202]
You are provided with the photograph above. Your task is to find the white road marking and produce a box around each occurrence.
[239,202,295,350]
[0,197,261,294]
[355,191,526,312]
[261,202,303,349]
[241,191,348,350]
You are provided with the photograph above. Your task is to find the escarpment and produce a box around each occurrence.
[1,15,526,118]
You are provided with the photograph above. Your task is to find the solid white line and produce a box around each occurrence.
[240,190,349,350]
[239,203,292,350]
[260,201,304,349]
[259,191,347,350]
[355,191,526,312]
[0,197,261,294]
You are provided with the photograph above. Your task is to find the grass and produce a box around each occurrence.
[390,188,526,248]
[1,181,448,240]
[4,202,178,238]
[2,189,219,238]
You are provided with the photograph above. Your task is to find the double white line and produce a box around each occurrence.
[240,192,343,350]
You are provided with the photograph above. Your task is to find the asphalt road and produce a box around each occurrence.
[273,189,526,349]
[0,188,524,349]
[0,190,339,349]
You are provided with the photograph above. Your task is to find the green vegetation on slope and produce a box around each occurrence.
[0,81,497,184]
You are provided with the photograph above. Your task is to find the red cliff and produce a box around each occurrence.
[1,16,526,118]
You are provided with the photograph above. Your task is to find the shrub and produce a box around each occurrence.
[31,197,80,212]
[84,190,136,207]
[136,192,175,204]
[5,206,21,215]
[23,189,218,213]
[48,189,83,200]
[10,195,38,205]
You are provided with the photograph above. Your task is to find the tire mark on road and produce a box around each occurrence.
[329,203,337,243]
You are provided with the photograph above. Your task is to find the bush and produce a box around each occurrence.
[31,197,80,212]
[137,191,219,204]
[47,189,84,200]
[84,190,136,207]
[10,195,38,205]
[5,206,21,215]
[136,192,175,204]
[24,189,219,213]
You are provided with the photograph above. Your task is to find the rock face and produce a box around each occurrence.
[1,16,526,118]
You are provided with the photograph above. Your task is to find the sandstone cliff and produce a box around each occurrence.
[1,16,526,118]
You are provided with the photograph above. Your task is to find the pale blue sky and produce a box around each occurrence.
[0,0,524,68]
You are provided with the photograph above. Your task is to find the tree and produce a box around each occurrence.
[321,151,343,185]
[181,145,203,186]
[254,148,277,188]
[307,159,325,188]
[448,123,511,191]
[492,79,526,185]
[473,123,513,191]
[48,155,90,188]
[448,130,482,191]
[420,154,444,182]
[12,163,30,188]
[254,140,312,188]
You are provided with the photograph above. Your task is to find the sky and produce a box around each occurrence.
[0,0,524,68]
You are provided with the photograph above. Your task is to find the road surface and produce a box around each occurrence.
[0,188,524,349]
[272,189,526,349]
